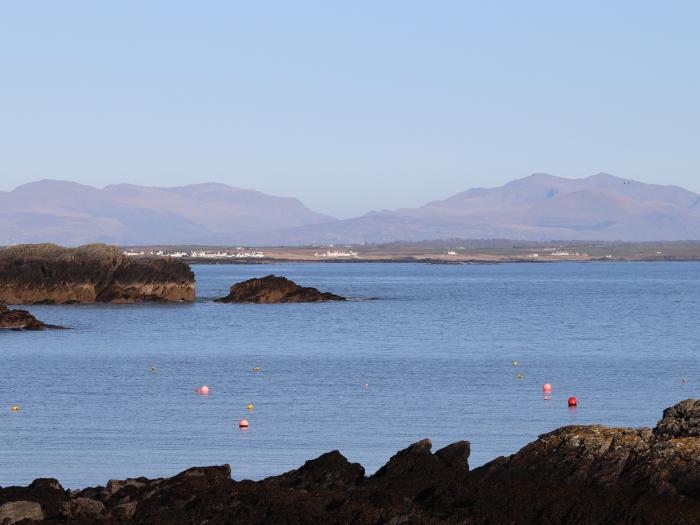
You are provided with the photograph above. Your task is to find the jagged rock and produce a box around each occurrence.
[366,439,471,518]
[112,501,137,521]
[1,400,699,524]
[105,478,147,496]
[655,398,700,438]
[266,450,365,491]
[0,501,44,524]
[215,275,346,303]
[0,478,68,520]
[0,244,195,304]
[0,304,63,330]
[128,466,234,524]
[465,401,700,524]
[61,497,106,520]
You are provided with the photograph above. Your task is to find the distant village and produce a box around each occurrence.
[123,249,266,259]
[115,243,672,263]
[313,249,358,257]
[121,246,622,261]
[123,246,360,259]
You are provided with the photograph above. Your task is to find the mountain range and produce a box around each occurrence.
[1,174,699,245]
[0,180,332,245]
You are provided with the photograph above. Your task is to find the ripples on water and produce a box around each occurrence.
[1,262,698,487]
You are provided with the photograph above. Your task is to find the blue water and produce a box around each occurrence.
[1,262,698,488]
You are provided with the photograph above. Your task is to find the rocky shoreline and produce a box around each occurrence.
[0,244,194,304]
[1,399,698,524]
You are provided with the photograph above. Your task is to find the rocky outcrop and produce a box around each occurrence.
[215,275,346,303]
[0,501,43,524]
[0,244,195,304]
[0,479,65,522]
[1,399,699,524]
[0,304,62,330]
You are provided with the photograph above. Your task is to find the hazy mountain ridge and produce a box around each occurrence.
[1,174,699,245]
[0,180,335,245]
[266,173,700,243]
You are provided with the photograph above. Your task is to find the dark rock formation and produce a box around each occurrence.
[0,304,62,330]
[0,478,65,522]
[0,244,195,304]
[1,399,699,524]
[215,275,346,303]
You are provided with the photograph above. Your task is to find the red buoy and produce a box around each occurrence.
[543,383,552,393]
[567,396,577,407]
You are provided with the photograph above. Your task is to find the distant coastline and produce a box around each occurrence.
[116,240,700,264]
[4,241,700,270]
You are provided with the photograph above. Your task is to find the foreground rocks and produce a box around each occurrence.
[0,244,195,304]
[1,400,699,524]
[215,275,346,303]
[0,304,62,330]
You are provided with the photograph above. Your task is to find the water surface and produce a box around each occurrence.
[1,262,698,487]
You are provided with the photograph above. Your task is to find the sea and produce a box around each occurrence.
[1,262,698,488]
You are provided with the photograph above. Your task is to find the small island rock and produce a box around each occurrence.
[215,275,346,303]
[0,244,195,304]
[0,304,62,330]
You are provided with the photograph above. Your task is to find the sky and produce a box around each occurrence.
[1,1,699,218]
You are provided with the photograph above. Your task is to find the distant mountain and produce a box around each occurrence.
[0,180,335,245]
[268,173,700,243]
[1,174,699,245]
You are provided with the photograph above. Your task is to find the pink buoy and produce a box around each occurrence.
[239,419,249,428]
[195,385,209,395]
[543,383,552,393]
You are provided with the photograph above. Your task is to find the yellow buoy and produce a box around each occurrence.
[11,405,20,412]
[247,404,254,411]
[512,361,518,366]
[516,373,524,379]
[252,367,261,372]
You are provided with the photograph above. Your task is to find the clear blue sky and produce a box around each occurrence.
[1,1,698,218]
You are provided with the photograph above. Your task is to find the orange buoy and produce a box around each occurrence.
[543,383,552,393]
[195,385,209,395]
[11,405,20,412]
[567,396,577,407]
[239,419,249,428]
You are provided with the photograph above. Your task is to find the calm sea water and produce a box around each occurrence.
[1,262,698,488]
